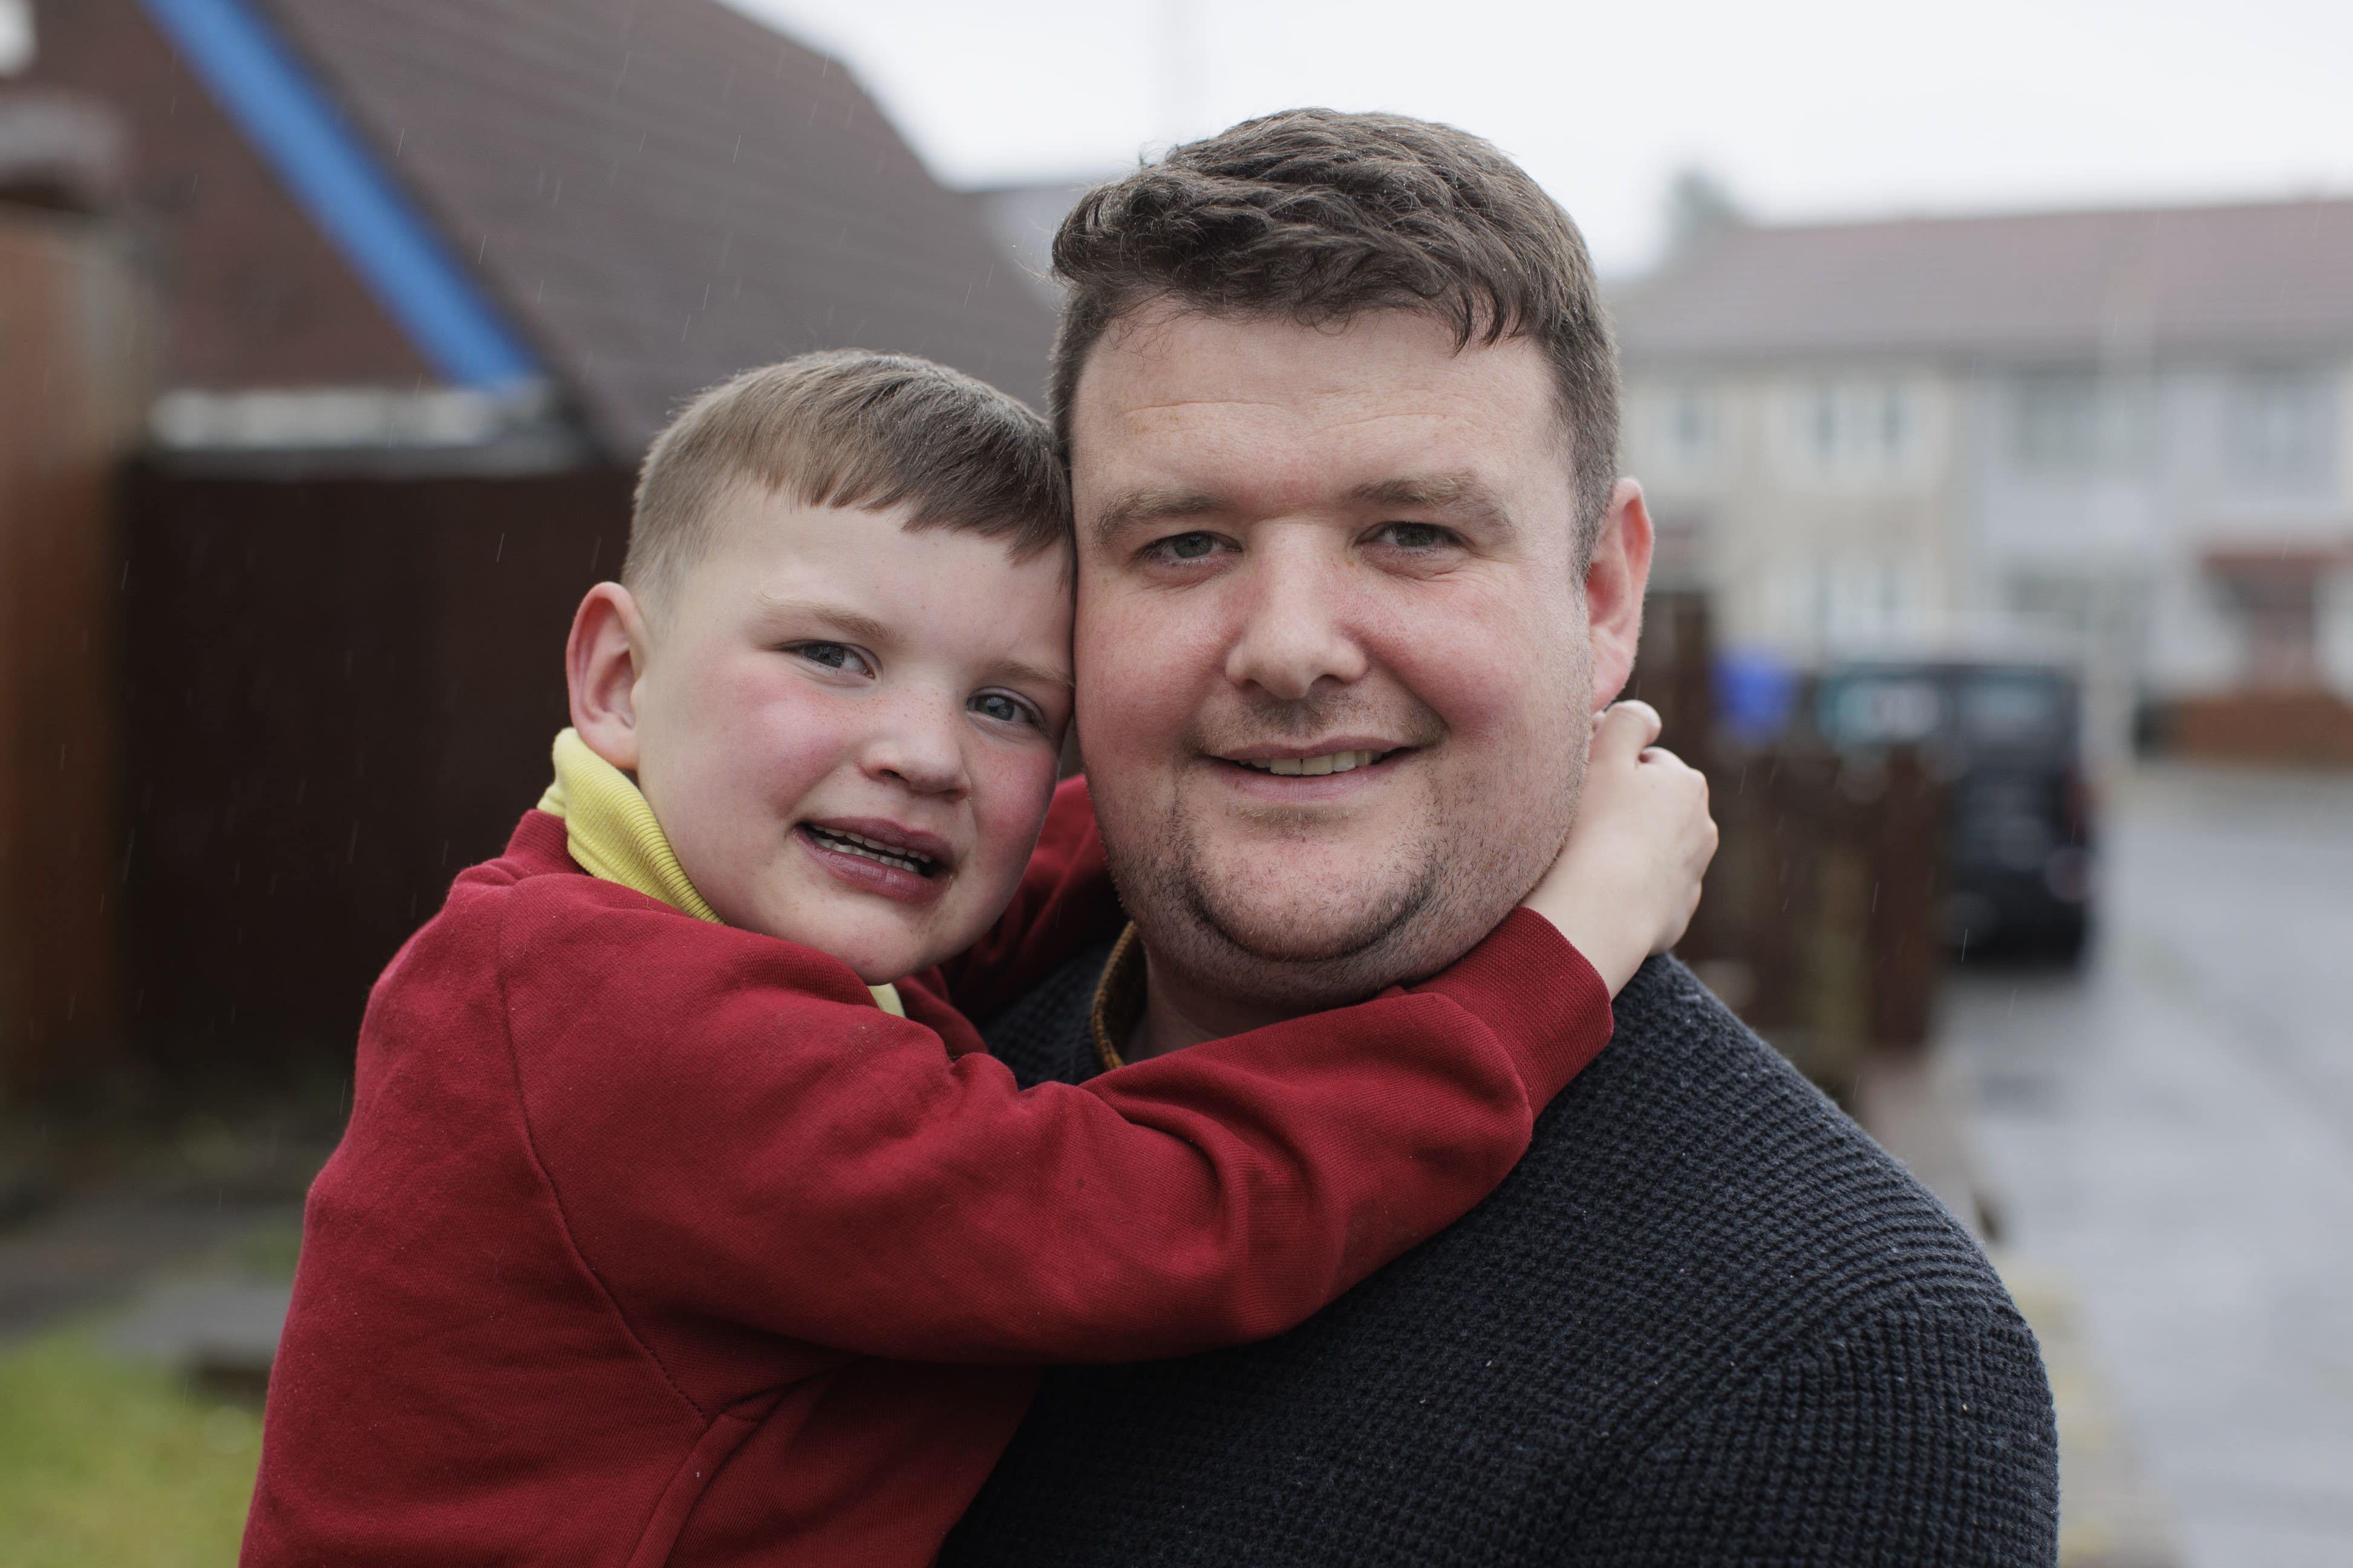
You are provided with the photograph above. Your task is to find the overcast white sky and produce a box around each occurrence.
[729,0,2353,276]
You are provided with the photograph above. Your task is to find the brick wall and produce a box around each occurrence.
[21,0,432,389]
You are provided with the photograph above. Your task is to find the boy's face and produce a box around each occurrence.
[618,490,1072,983]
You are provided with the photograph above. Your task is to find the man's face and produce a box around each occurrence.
[1071,305,1648,1026]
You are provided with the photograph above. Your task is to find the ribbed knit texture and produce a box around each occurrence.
[945,952,2060,1566]
[537,729,721,923]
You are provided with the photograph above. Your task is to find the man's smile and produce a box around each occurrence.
[1202,740,1423,795]
[1226,747,1398,776]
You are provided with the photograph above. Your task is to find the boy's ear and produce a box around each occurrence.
[567,582,650,772]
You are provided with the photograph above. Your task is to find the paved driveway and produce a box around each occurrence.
[1943,764,2353,1568]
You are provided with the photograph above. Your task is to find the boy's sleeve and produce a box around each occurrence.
[500,891,1611,1365]
[928,775,1121,1024]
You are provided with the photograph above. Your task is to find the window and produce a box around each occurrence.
[2207,556,2323,688]
[1651,386,1718,473]
[0,0,31,74]
[1781,380,1922,480]
[1819,675,1946,746]
[2227,369,2333,490]
[2011,371,2151,474]
[1796,558,1924,650]
[1957,674,2069,747]
[1667,389,1713,462]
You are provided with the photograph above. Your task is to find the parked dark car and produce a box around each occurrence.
[1815,660,2096,962]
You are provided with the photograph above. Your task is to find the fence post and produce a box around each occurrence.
[0,205,150,1102]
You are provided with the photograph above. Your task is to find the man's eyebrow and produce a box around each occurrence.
[1351,474,1516,534]
[751,596,896,646]
[1090,486,1227,546]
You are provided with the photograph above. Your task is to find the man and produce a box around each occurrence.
[943,111,2059,1564]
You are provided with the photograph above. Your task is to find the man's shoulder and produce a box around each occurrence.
[1528,956,2010,1321]
[950,952,2054,1566]
[993,944,2002,1319]
[983,942,2025,1367]
[1310,954,2028,1440]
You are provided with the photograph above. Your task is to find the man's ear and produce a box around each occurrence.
[566,582,651,772]
[1582,478,1656,706]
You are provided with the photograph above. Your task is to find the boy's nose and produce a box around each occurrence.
[863,703,970,799]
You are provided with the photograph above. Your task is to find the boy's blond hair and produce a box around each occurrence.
[625,351,1070,610]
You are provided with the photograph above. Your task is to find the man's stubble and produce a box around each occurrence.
[1095,642,1595,1023]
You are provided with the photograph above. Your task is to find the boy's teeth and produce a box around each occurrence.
[1240,749,1385,776]
[809,826,933,874]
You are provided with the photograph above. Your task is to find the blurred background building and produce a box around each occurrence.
[1616,189,2353,767]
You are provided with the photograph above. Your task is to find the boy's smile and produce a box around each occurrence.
[569,487,1073,984]
[795,815,953,902]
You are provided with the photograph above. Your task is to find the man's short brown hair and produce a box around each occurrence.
[627,350,1069,608]
[1049,109,1619,557]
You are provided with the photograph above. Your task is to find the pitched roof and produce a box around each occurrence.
[1610,197,2353,366]
[258,0,1056,458]
[142,0,541,391]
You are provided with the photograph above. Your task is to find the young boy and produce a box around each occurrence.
[245,352,1715,1566]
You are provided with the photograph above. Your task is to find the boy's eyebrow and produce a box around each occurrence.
[752,596,896,647]
[759,594,1070,691]
[990,657,1075,692]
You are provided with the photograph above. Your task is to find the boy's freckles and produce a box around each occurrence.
[623,492,1072,984]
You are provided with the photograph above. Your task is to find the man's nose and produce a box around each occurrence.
[861,695,971,799]
[1222,531,1371,702]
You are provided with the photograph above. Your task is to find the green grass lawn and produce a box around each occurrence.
[0,1329,259,1567]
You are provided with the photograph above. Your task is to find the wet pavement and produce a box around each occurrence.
[1942,764,2353,1568]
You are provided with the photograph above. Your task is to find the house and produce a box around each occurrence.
[18,0,1052,454]
[2,0,1057,1072]
[1611,197,2353,759]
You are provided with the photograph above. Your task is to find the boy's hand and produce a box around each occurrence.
[1521,701,1718,996]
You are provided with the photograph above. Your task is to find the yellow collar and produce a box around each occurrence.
[1087,923,1146,1072]
[539,729,904,1017]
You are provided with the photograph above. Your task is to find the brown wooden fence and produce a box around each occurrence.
[0,206,149,1102]
[116,463,633,1075]
[1629,593,1946,1102]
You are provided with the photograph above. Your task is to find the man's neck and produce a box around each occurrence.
[1124,950,1298,1061]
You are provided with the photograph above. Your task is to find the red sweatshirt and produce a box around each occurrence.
[245,779,1613,1567]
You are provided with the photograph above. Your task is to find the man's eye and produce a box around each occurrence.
[789,642,873,675]
[1378,522,1455,550]
[970,691,1038,727]
[1150,531,1222,562]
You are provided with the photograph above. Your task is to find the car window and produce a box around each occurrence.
[1958,673,2069,748]
[1819,675,1947,746]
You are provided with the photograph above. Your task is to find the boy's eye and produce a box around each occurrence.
[788,642,873,676]
[970,691,1040,727]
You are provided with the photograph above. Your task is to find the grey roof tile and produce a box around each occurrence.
[1613,198,2353,365]
[261,0,1056,458]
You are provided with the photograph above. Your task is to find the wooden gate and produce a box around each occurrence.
[0,205,149,1101]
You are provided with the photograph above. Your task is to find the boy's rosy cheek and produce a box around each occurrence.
[979,753,1062,855]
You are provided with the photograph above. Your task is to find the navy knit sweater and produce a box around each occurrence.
[943,950,2060,1566]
